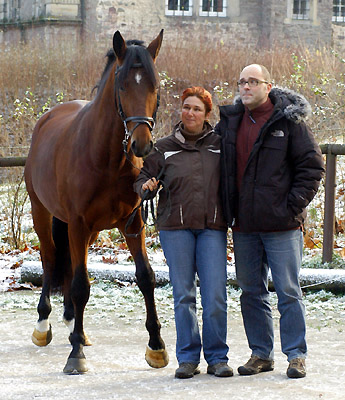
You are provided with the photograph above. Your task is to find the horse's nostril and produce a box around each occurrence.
[131,140,153,158]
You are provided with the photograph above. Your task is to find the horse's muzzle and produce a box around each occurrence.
[131,139,153,158]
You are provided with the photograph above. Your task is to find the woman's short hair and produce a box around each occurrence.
[181,86,212,115]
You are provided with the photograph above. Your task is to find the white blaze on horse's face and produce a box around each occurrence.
[135,72,142,85]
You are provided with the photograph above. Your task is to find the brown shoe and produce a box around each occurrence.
[207,362,234,377]
[287,358,306,378]
[175,363,200,379]
[238,355,274,375]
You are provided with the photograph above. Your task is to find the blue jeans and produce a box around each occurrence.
[233,229,307,362]
[159,229,229,366]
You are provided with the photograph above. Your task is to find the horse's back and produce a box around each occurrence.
[25,100,89,218]
[32,100,88,140]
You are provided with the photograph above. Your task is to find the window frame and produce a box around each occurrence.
[332,0,345,22]
[292,0,310,20]
[165,0,193,16]
[199,0,227,17]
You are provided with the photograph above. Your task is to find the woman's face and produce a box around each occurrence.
[181,96,209,134]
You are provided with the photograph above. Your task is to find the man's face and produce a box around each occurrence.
[238,65,272,110]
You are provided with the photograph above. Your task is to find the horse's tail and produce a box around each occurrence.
[51,217,72,292]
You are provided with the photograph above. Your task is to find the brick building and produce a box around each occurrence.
[0,1,344,50]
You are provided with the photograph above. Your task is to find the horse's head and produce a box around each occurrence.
[113,30,163,158]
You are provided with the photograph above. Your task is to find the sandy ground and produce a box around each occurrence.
[1,288,345,400]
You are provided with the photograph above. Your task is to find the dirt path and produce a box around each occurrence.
[0,288,344,400]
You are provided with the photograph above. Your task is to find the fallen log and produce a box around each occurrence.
[20,261,345,293]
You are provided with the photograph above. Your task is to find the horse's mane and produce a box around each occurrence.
[93,39,159,95]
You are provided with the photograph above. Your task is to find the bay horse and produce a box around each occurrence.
[24,30,168,374]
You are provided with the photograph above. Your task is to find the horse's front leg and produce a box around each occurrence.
[62,220,91,374]
[122,223,168,368]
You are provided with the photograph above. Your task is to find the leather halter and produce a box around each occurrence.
[114,63,160,154]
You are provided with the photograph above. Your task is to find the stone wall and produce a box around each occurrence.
[0,0,343,50]
[333,23,345,51]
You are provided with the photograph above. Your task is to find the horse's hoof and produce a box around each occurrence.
[145,346,169,368]
[32,325,52,347]
[63,358,88,374]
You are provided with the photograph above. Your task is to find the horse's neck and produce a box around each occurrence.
[84,93,127,171]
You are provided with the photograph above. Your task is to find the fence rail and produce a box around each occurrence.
[0,157,26,167]
[1,145,345,264]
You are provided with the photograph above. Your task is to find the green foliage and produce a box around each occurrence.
[302,252,345,269]
[213,82,233,102]
[289,53,307,90]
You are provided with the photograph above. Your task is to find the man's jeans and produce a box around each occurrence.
[233,229,307,362]
[159,229,229,366]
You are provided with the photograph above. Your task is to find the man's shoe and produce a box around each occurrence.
[287,358,306,378]
[175,363,200,379]
[207,362,234,377]
[238,355,274,375]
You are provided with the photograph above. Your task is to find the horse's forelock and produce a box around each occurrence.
[95,42,159,96]
[118,45,159,89]
[126,39,144,47]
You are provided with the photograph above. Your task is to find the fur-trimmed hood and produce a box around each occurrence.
[232,86,312,124]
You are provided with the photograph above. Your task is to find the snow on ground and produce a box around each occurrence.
[1,240,345,319]
[1,224,345,400]
[0,240,169,292]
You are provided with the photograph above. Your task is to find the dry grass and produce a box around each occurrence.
[1,35,344,152]
[0,34,344,249]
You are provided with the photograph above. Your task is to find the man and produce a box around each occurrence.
[216,64,325,378]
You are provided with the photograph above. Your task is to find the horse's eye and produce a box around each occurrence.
[119,86,125,92]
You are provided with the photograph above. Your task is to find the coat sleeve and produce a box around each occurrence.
[133,148,163,200]
[287,122,325,215]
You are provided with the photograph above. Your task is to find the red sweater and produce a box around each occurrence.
[236,98,274,190]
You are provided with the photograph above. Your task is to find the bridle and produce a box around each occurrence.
[114,63,160,157]
[114,61,168,238]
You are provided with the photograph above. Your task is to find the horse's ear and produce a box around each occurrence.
[147,29,164,62]
[113,30,127,63]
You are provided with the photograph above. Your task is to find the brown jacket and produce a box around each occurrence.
[134,122,227,231]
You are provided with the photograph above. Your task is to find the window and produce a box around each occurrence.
[333,0,345,22]
[199,0,227,17]
[293,0,310,20]
[166,0,193,16]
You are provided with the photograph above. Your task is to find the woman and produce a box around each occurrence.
[134,87,232,379]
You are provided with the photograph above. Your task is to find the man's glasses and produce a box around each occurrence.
[237,78,269,88]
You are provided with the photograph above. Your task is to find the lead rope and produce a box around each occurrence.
[124,147,171,238]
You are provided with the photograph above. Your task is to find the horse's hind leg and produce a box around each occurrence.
[52,217,93,347]
[119,221,168,368]
[30,200,56,347]
[52,218,74,338]
[62,219,91,374]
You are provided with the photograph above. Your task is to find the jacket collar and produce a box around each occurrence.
[174,121,214,144]
[219,86,312,124]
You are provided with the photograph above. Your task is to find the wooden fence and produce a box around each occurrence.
[1,145,345,263]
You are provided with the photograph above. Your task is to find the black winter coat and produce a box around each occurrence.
[215,87,325,232]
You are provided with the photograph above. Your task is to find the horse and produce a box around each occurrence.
[24,30,168,374]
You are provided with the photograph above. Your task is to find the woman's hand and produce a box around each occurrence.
[142,177,159,192]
